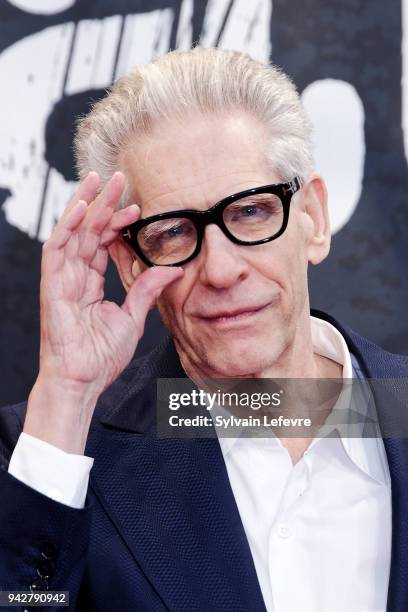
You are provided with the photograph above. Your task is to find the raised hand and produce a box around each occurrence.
[23,171,183,453]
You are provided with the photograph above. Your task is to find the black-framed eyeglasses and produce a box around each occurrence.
[121,176,303,267]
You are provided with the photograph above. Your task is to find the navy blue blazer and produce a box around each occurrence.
[1,309,408,611]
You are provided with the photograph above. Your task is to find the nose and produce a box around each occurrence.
[197,224,249,288]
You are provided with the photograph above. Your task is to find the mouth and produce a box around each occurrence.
[198,303,271,326]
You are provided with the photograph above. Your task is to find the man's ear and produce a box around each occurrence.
[299,174,331,265]
[108,238,144,292]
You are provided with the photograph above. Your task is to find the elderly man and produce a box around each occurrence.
[0,47,407,612]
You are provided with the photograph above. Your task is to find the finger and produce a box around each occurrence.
[59,172,100,225]
[84,171,126,233]
[100,204,141,246]
[76,173,127,262]
[41,200,88,278]
[46,199,88,251]
[70,170,100,205]
[121,266,184,333]
[89,245,109,276]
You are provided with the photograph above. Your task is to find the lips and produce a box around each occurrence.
[199,303,269,320]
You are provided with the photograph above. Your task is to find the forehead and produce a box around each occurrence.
[121,112,279,217]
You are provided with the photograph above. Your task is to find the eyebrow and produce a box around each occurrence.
[137,185,279,220]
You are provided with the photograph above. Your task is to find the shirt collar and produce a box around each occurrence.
[310,318,388,485]
[310,315,352,377]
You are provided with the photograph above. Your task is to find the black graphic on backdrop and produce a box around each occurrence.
[1,0,407,406]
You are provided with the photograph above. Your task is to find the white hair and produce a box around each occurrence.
[74,46,314,208]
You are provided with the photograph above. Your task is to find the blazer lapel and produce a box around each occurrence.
[312,309,408,612]
[86,337,267,611]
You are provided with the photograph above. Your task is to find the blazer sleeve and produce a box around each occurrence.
[0,401,93,610]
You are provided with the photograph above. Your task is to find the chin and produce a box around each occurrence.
[201,340,277,378]
[171,316,289,378]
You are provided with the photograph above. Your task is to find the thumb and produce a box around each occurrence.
[121,266,184,333]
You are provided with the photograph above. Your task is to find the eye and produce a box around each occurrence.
[166,224,186,238]
[160,221,194,241]
[225,199,280,223]
[240,205,260,217]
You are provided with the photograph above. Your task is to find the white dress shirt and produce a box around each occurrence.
[8,317,392,611]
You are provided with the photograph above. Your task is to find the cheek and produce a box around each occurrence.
[256,241,295,281]
[157,275,190,323]
[259,231,308,299]
[281,216,309,270]
[294,211,313,258]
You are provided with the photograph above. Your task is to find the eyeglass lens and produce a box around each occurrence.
[137,192,284,265]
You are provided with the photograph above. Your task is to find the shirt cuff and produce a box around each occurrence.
[8,432,94,509]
